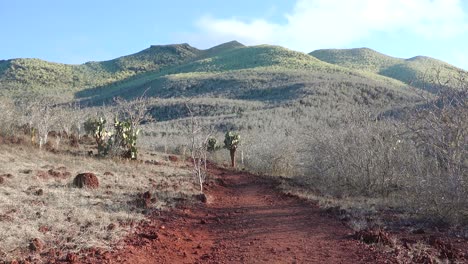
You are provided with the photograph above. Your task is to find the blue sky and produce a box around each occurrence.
[1,0,467,69]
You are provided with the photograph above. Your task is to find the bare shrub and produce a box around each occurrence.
[185,102,212,192]
[402,80,467,223]
[302,109,406,198]
[300,79,467,224]
[241,132,299,177]
[114,93,154,130]
[25,97,58,149]
[0,98,18,137]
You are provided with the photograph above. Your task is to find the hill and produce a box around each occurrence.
[0,43,205,98]
[310,48,465,92]
[1,43,463,100]
[2,42,462,102]
[76,44,415,109]
[1,41,466,263]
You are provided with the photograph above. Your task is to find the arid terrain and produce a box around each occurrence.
[0,40,466,263]
[43,163,468,263]
[0,135,466,263]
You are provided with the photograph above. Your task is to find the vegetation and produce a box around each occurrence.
[111,118,140,159]
[87,117,111,156]
[224,131,240,167]
[207,137,218,152]
[0,41,467,261]
[310,48,464,92]
[0,43,203,98]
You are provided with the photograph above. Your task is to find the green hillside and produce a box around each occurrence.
[172,45,339,73]
[310,48,402,72]
[310,48,465,92]
[76,44,415,107]
[2,41,458,107]
[0,43,204,98]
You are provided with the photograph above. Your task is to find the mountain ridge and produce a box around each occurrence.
[0,41,464,100]
[309,47,464,91]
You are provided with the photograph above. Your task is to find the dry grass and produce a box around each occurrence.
[0,143,197,261]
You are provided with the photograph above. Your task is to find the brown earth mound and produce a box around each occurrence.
[73,173,99,189]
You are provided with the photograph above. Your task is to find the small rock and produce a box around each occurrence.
[104,171,114,176]
[38,225,50,233]
[140,232,158,240]
[66,252,78,262]
[36,170,49,179]
[143,191,151,200]
[168,155,178,162]
[0,177,4,184]
[107,223,116,231]
[137,191,154,208]
[29,238,44,252]
[196,193,208,203]
[145,160,160,165]
[34,189,44,196]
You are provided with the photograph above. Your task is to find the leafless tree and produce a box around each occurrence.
[34,98,57,149]
[404,72,467,219]
[113,89,154,130]
[185,101,213,192]
[0,98,17,136]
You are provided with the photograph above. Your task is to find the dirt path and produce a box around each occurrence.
[84,166,389,263]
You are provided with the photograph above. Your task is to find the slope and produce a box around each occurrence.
[310,48,465,92]
[77,44,414,109]
[0,43,203,98]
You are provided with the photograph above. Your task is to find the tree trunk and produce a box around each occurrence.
[230,149,236,168]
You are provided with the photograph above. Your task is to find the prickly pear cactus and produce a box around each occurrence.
[224,131,240,167]
[224,131,240,151]
[89,117,112,156]
[113,118,140,159]
[207,137,218,152]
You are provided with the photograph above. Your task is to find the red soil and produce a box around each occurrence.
[81,166,392,263]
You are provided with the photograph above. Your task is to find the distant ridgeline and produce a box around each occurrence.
[0,41,465,103]
[310,48,464,92]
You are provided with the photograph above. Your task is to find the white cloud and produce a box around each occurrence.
[192,0,468,52]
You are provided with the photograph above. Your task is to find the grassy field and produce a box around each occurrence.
[0,139,198,261]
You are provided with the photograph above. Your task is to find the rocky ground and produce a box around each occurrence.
[7,162,467,263]
[77,165,468,264]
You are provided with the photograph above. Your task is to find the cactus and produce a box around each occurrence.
[85,117,112,156]
[85,117,140,159]
[94,117,112,156]
[224,131,240,167]
[207,137,218,152]
[30,127,37,145]
[113,118,140,160]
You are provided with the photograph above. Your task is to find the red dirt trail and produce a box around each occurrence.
[84,166,391,263]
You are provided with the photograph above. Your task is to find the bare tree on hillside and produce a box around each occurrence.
[113,89,154,130]
[185,101,213,192]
